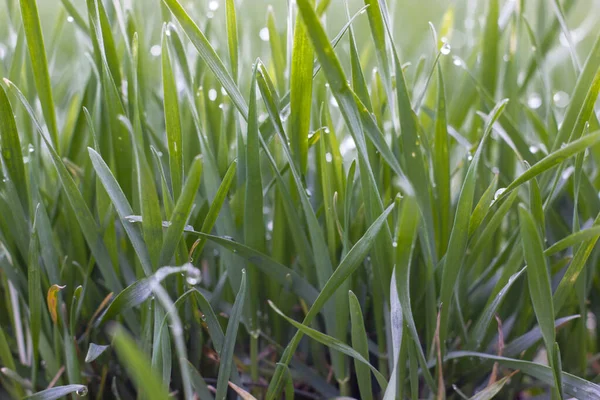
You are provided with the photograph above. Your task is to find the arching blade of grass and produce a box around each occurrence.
[88,148,153,275]
[444,352,598,399]
[162,0,247,117]
[19,0,59,148]
[24,385,88,400]
[545,226,600,256]
[519,205,562,397]
[509,130,600,198]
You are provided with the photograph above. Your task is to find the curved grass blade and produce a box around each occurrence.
[545,226,600,256]
[497,130,600,202]
[98,279,147,325]
[162,0,247,117]
[502,316,580,358]
[24,385,88,400]
[445,352,598,399]
[88,148,153,275]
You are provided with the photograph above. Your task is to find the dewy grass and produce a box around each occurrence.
[0,0,600,399]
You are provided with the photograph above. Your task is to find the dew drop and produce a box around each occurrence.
[28,144,35,153]
[553,91,570,108]
[76,387,88,397]
[392,241,398,248]
[325,152,333,163]
[259,27,270,42]
[529,145,539,154]
[150,45,161,57]
[67,16,74,23]
[411,152,416,158]
[452,56,464,67]
[208,0,219,11]
[186,267,202,286]
[440,42,451,55]
[330,97,339,108]
[527,93,542,109]
[208,89,218,101]
[494,188,506,200]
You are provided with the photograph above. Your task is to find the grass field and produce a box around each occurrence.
[1,0,600,399]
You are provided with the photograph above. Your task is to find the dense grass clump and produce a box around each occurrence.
[1,0,600,398]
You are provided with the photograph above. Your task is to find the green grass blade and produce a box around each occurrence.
[289,0,314,173]
[162,0,248,117]
[500,130,600,200]
[445,352,597,399]
[225,0,239,81]
[518,204,562,397]
[19,0,59,148]
[162,24,184,199]
[0,85,28,208]
[159,156,203,266]
[215,270,247,400]
[24,385,88,400]
[88,148,153,275]
[349,291,373,400]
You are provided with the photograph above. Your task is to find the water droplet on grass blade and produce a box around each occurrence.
[67,16,74,23]
[440,42,451,55]
[553,91,570,108]
[494,188,506,200]
[259,27,270,42]
[76,387,88,397]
